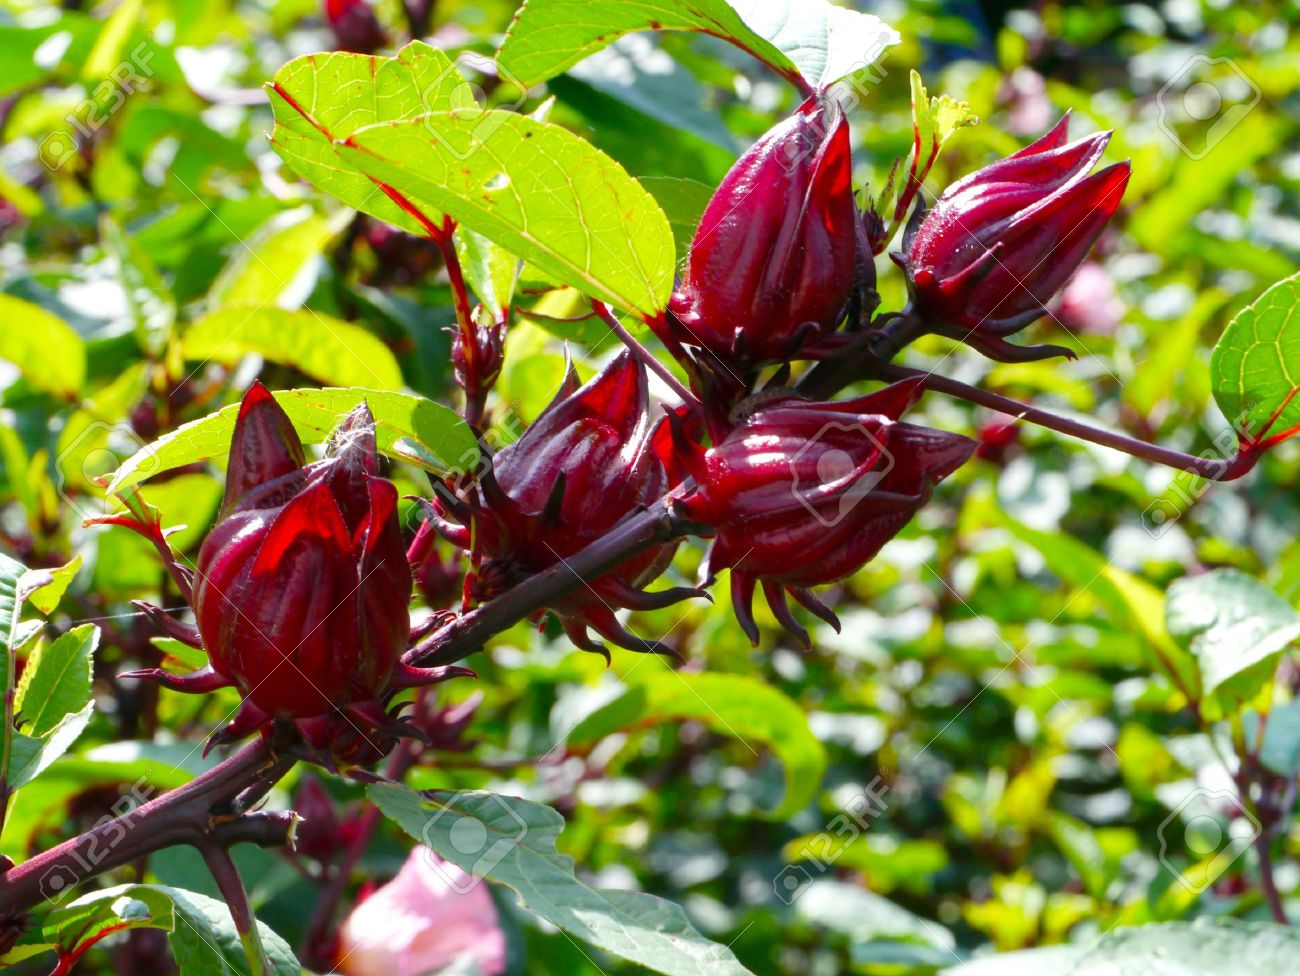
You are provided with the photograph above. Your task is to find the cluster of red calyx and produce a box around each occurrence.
[120,383,469,761]
[427,352,701,659]
[641,102,1130,644]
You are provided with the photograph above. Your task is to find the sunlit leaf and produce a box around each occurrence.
[498,0,898,92]
[1210,270,1300,437]
[0,295,86,399]
[182,306,404,390]
[343,111,674,318]
[267,41,473,236]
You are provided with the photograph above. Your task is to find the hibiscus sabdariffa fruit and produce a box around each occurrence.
[902,114,1130,362]
[429,351,697,658]
[674,380,975,646]
[662,95,860,370]
[121,383,468,757]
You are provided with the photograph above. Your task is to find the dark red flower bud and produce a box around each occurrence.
[902,114,1130,362]
[678,380,974,646]
[432,353,697,657]
[452,314,506,402]
[325,0,387,54]
[123,383,468,759]
[664,96,858,367]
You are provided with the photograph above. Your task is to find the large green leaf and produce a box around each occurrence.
[498,0,899,91]
[0,295,87,399]
[568,671,825,819]
[1210,271,1300,437]
[15,625,98,739]
[104,387,478,495]
[1166,569,1300,703]
[43,884,299,976]
[944,918,1300,975]
[343,110,674,318]
[267,41,472,237]
[182,307,405,390]
[208,207,348,308]
[369,784,755,976]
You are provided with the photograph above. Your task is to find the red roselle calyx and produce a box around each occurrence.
[430,352,698,658]
[902,114,1130,363]
[675,380,975,647]
[324,0,386,54]
[663,95,859,369]
[121,383,469,759]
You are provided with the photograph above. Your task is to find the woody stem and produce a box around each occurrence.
[407,500,709,668]
[0,740,296,921]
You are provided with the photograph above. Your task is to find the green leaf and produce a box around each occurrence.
[105,387,477,495]
[15,625,98,739]
[8,702,95,790]
[369,784,756,976]
[344,111,674,318]
[498,0,899,92]
[1210,271,1300,438]
[0,295,87,399]
[875,71,978,223]
[639,176,715,261]
[267,41,473,236]
[44,884,299,976]
[182,306,404,390]
[208,207,348,309]
[943,918,1300,975]
[454,228,520,314]
[1166,569,1300,702]
[25,557,82,618]
[567,671,825,819]
[82,0,142,80]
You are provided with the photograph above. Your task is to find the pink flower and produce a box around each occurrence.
[336,847,507,976]
[1055,261,1125,334]
[999,67,1053,137]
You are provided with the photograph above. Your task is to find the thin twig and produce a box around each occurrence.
[593,302,702,411]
